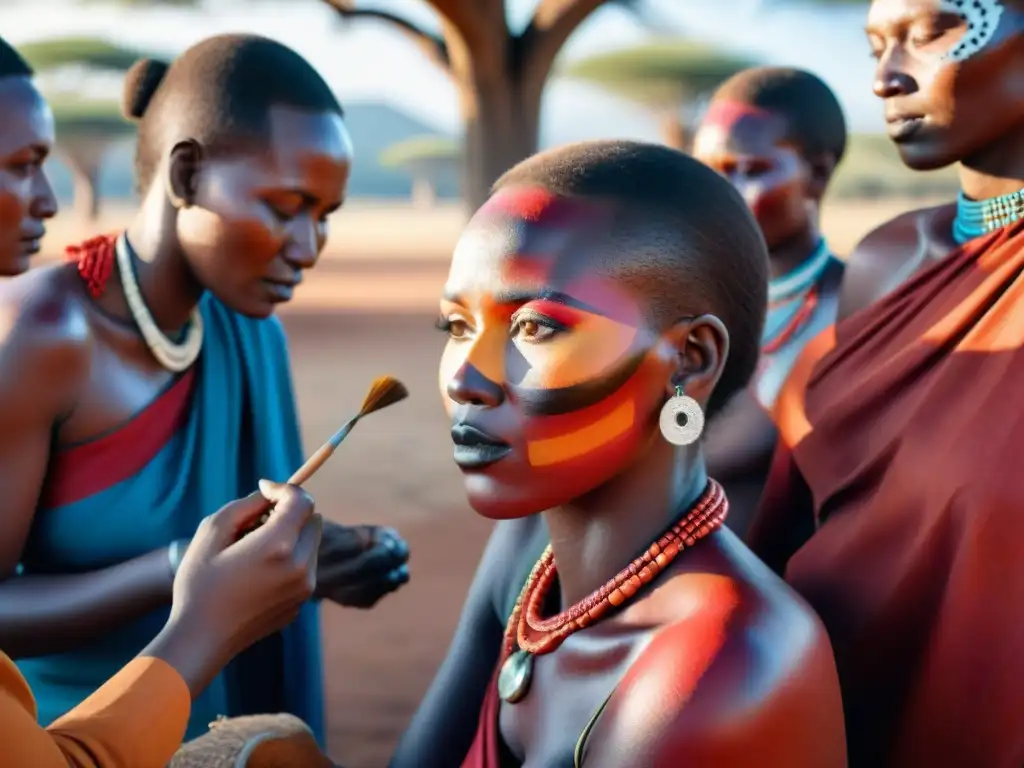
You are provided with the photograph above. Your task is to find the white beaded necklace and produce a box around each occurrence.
[114,235,203,372]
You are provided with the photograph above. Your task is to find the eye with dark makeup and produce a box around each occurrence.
[509,311,567,343]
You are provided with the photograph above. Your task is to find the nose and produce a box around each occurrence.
[873,47,916,100]
[446,362,505,408]
[30,167,58,220]
[284,214,322,270]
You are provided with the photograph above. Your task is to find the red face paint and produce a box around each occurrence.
[700,100,773,132]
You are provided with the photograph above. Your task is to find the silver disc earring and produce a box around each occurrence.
[659,386,704,445]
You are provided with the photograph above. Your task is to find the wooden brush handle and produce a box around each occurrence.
[288,442,336,486]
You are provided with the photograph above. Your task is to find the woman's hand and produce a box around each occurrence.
[145,480,323,697]
[315,523,409,608]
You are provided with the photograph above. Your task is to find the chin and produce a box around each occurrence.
[893,141,959,172]
[462,467,619,521]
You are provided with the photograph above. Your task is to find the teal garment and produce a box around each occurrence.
[17,294,325,743]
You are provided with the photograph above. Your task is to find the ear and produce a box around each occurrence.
[662,314,730,408]
[803,151,837,200]
[165,139,203,209]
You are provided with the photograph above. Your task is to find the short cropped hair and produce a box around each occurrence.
[712,66,848,163]
[494,140,768,418]
[123,33,343,192]
[0,37,33,78]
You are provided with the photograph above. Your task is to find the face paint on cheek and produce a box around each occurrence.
[940,0,1003,61]
[509,347,647,416]
[522,358,656,468]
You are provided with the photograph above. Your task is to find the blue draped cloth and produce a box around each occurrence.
[16,293,324,743]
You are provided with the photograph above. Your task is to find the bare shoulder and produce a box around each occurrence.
[0,264,92,418]
[587,531,846,767]
[837,202,954,323]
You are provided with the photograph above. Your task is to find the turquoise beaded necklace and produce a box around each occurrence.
[952,187,1024,244]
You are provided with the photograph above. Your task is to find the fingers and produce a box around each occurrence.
[293,513,323,596]
[239,481,316,555]
[317,566,409,608]
[190,491,268,560]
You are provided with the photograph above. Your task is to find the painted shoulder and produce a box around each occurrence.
[593,536,846,767]
[0,264,92,416]
[837,202,954,323]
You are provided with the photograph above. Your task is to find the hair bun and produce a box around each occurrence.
[121,57,169,120]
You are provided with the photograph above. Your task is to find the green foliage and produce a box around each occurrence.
[379,135,460,170]
[829,134,958,199]
[16,37,147,73]
[561,40,759,109]
[50,98,135,137]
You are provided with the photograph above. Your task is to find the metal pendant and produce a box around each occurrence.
[497,649,534,704]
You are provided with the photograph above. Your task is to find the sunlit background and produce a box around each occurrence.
[0,3,961,765]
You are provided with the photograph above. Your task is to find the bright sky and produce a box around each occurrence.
[1,0,882,145]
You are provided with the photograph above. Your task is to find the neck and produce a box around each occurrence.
[959,128,1024,201]
[543,439,708,609]
[120,194,204,334]
[768,223,821,281]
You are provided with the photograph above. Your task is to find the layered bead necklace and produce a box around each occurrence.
[762,240,833,356]
[952,187,1024,245]
[497,480,729,704]
[68,233,204,372]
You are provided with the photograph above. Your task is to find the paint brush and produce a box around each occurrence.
[239,375,409,536]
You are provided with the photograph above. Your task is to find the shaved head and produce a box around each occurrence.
[123,33,344,193]
[493,140,768,417]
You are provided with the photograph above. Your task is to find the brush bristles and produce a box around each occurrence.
[358,375,409,416]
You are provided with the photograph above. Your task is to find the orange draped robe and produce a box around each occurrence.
[0,650,190,767]
[748,223,1024,767]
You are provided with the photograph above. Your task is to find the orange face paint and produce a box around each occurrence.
[441,189,663,477]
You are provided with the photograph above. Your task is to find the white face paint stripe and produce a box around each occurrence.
[940,0,1004,62]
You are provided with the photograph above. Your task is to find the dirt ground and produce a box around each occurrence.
[280,304,488,768]
[44,197,937,768]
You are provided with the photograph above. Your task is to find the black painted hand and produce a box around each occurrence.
[315,522,409,608]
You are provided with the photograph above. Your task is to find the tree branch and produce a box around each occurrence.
[517,0,609,79]
[320,1,450,69]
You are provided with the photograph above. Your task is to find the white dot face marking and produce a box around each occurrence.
[939,0,1004,61]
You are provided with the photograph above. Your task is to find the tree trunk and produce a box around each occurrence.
[660,114,687,152]
[70,162,101,221]
[411,177,437,209]
[453,45,545,210]
[59,139,108,222]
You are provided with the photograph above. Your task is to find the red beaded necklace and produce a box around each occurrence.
[66,233,118,298]
[762,286,819,355]
[496,480,728,703]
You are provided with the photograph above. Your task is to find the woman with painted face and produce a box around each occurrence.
[405,140,846,768]
[0,38,58,276]
[748,1,1024,765]
[692,66,847,538]
[0,34,408,742]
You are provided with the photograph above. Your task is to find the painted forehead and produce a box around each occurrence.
[697,100,788,152]
[462,187,618,285]
[450,187,644,322]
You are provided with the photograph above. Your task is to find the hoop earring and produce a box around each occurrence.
[659,385,704,446]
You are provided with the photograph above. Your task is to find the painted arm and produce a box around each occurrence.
[390,517,548,767]
[0,288,174,658]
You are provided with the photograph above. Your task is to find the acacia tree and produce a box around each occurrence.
[562,40,757,151]
[323,0,644,207]
[18,38,145,220]
[380,135,461,208]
